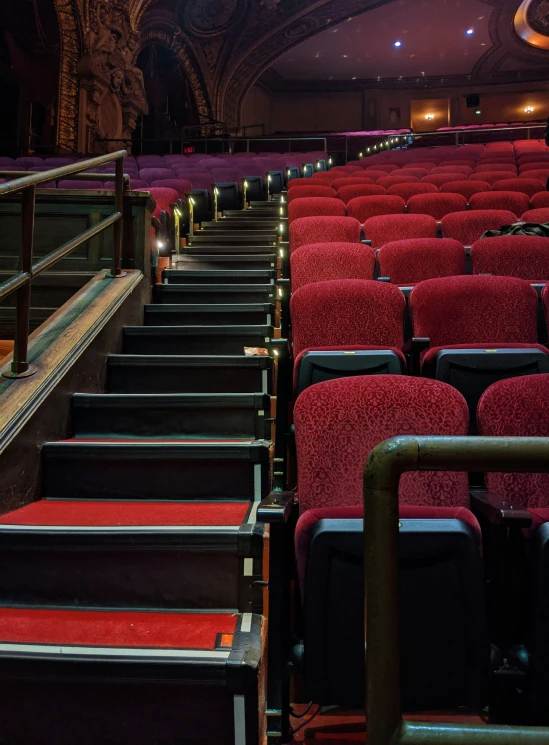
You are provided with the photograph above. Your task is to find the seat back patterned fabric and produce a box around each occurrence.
[290,279,405,360]
[290,216,361,253]
[378,238,466,285]
[477,374,549,507]
[288,197,345,224]
[290,243,376,291]
[294,375,470,513]
[471,236,549,280]
[410,275,539,347]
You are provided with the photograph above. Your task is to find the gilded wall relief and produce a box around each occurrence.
[54,0,83,151]
[78,1,149,152]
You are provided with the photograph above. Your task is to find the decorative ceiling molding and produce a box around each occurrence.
[515,0,549,49]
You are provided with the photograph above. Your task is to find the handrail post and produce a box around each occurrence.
[107,157,126,278]
[6,185,36,378]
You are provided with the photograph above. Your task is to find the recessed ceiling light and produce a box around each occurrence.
[394,40,402,47]
[466,28,474,35]
[342,54,348,58]
[352,76,357,80]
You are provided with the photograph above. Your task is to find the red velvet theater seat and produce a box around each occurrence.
[286,185,337,202]
[364,213,438,248]
[477,374,549,724]
[492,178,545,199]
[378,238,466,286]
[439,180,492,201]
[287,197,345,224]
[409,275,549,431]
[330,176,375,190]
[471,236,549,281]
[441,210,518,246]
[293,375,489,710]
[422,173,470,188]
[407,193,467,221]
[521,208,549,223]
[469,191,530,216]
[377,174,420,189]
[469,172,521,187]
[290,242,376,291]
[336,184,387,204]
[346,195,405,222]
[386,182,438,202]
[289,216,361,253]
[290,279,406,396]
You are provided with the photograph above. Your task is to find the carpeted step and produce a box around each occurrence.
[0,500,263,610]
[0,608,264,745]
[162,268,277,285]
[108,354,273,394]
[200,220,279,230]
[122,324,274,355]
[72,392,272,439]
[184,243,277,254]
[224,208,278,217]
[176,253,277,271]
[41,440,270,502]
[155,284,276,305]
[144,303,275,326]
[188,232,278,245]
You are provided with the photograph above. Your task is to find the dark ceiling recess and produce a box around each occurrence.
[466,94,481,108]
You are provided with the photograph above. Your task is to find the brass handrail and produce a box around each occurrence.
[363,435,549,745]
[0,150,127,379]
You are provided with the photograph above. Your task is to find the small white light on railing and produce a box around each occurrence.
[157,241,164,249]
[279,207,284,216]
[244,180,248,188]
[214,188,219,195]
[287,169,291,177]
[189,197,195,205]
[175,208,182,217]
[328,157,332,165]
[280,195,285,204]
[278,287,283,298]
[273,349,279,357]
[268,174,272,182]
[279,222,285,233]
[367,147,371,153]
[359,152,363,158]
[279,249,285,258]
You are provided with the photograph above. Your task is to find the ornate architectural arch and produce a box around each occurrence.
[138,12,213,122]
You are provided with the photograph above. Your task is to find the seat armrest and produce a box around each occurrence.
[470,489,532,528]
[404,337,430,376]
[257,490,296,524]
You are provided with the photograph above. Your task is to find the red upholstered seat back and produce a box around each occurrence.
[492,179,545,198]
[286,185,336,203]
[290,279,405,359]
[346,195,405,222]
[439,181,492,200]
[441,210,518,245]
[290,243,376,291]
[377,174,420,189]
[469,191,530,216]
[470,236,549,280]
[410,275,539,347]
[288,197,346,224]
[294,376,470,512]
[289,216,361,253]
[147,188,179,219]
[407,193,467,220]
[477,374,549,507]
[422,174,469,188]
[469,172,520,187]
[331,177,375,190]
[364,213,438,248]
[521,207,549,222]
[336,184,387,204]
[386,182,438,201]
[378,238,466,285]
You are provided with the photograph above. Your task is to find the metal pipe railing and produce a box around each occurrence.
[0,149,128,379]
[363,435,549,745]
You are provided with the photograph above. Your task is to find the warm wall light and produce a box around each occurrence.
[524,106,534,114]
[425,114,434,120]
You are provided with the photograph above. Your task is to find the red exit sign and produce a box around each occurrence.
[183,146,195,153]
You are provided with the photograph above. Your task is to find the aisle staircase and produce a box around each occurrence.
[0,200,282,745]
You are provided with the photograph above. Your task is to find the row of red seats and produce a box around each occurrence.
[290,236,549,289]
[289,212,529,248]
[290,372,549,717]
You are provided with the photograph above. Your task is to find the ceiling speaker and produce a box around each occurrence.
[466,94,480,109]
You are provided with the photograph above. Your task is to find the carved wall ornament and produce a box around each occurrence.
[78,1,148,151]
[515,0,549,49]
[54,0,83,152]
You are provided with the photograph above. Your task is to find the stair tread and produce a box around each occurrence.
[0,499,251,528]
[108,354,272,365]
[73,392,269,406]
[0,606,239,652]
